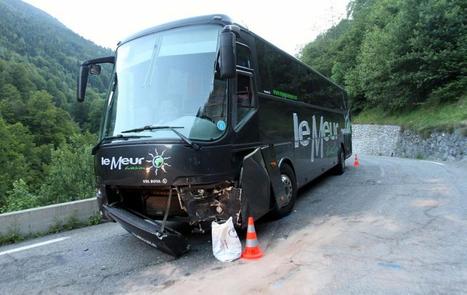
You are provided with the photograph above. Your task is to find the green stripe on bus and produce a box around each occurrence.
[272,89,298,100]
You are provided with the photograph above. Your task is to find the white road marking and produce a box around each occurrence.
[424,161,445,166]
[0,237,69,256]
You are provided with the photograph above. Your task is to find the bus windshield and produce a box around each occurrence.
[103,25,227,141]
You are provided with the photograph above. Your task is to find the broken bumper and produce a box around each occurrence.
[103,205,190,257]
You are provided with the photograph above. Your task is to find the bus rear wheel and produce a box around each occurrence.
[271,164,297,218]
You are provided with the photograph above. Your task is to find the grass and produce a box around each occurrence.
[415,153,425,160]
[354,96,467,136]
[0,213,102,247]
[0,231,25,246]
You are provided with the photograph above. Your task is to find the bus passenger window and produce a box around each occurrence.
[236,74,254,123]
[237,45,251,69]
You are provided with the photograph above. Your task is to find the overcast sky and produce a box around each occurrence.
[23,0,349,55]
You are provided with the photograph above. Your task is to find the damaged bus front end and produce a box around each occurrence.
[77,15,288,257]
[96,143,243,257]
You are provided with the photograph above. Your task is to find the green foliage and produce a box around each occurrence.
[354,95,467,133]
[38,133,96,206]
[300,0,467,115]
[23,91,79,146]
[428,77,467,105]
[88,213,102,226]
[0,230,24,246]
[71,88,106,133]
[1,179,39,213]
[0,130,97,212]
[415,153,425,160]
[48,216,82,234]
[299,20,352,77]
[0,0,111,213]
[0,0,113,129]
[0,118,36,205]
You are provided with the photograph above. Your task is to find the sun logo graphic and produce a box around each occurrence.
[146,148,171,175]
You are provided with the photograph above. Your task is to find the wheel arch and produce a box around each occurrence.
[278,157,297,185]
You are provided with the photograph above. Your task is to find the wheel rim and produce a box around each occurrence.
[281,174,293,204]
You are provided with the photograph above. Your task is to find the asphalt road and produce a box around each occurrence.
[1,156,466,295]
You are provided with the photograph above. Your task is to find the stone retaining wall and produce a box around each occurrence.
[352,124,466,161]
[395,129,467,161]
[352,124,401,156]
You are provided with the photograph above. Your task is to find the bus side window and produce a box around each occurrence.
[236,73,255,124]
[237,45,251,69]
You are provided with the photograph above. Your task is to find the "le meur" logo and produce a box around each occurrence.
[101,156,144,170]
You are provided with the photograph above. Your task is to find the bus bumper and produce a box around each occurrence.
[102,204,190,257]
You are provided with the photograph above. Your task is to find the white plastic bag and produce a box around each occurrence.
[211,217,242,262]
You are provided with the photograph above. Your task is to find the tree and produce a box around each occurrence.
[299,20,352,77]
[0,0,113,212]
[1,179,38,213]
[23,90,79,147]
[86,97,105,133]
[38,133,96,205]
[0,83,25,122]
[299,0,467,113]
[406,0,467,103]
[0,118,35,207]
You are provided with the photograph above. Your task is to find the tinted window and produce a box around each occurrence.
[306,77,344,110]
[237,44,251,69]
[256,38,345,110]
[236,73,254,124]
[256,40,272,93]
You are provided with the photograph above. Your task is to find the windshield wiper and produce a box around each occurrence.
[122,125,200,150]
[92,134,151,155]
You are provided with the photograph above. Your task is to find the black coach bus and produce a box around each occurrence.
[77,15,352,256]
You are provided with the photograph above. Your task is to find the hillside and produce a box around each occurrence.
[0,0,112,212]
[0,0,113,127]
[299,0,467,132]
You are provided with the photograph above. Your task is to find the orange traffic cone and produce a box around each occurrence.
[353,154,360,168]
[241,217,263,260]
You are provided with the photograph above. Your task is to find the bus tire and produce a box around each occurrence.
[332,147,345,175]
[271,164,297,219]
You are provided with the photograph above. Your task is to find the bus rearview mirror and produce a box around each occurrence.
[77,64,89,102]
[220,30,236,79]
[77,56,115,102]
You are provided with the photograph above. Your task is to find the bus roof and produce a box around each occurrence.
[118,14,233,46]
[118,14,346,92]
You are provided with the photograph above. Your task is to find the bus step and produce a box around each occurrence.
[103,205,190,257]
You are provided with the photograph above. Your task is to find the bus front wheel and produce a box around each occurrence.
[271,164,297,218]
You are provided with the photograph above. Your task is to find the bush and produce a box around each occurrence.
[428,77,467,105]
[0,118,36,206]
[1,179,39,213]
[38,133,96,206]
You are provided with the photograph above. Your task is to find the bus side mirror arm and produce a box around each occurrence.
[219,25,239,79]
[77,56,115,102]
